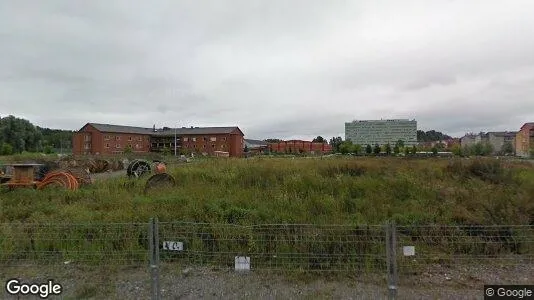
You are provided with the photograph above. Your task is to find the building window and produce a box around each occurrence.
[128,136,132,141]
[104,135,110,140]
[202,145,206,148]
[116,136,120,141]
[135,144,140,149]
[222,137,227,141]
[203,137,207,141]
[116,144,121,148]
[192,137,196,142]
[138,137,142,141]
[210,137,216,142]
[84,143,90,149]
[84,135,91,142]
[211,144,215,148]
[105,143,110,148]
[183,137,188,142]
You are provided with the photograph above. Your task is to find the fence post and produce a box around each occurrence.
[386,220,398,300]
[149,217,161,300]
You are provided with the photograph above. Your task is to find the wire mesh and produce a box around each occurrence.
[0,222,149,266]
[158,222,387,273]
[396,225,534,286]
[1,220,532,298]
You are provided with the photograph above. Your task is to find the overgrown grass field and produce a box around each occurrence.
[1,156,533,269]
[1,156,533,225]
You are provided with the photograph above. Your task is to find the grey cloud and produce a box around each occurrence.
[1,0,534,139]
[403,75,457,90]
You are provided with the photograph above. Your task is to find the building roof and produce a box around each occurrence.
[520,122,534,130]
[154,126,243,136]
[83,123,154,135]
[82,123,243,136]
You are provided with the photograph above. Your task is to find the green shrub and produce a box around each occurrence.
[445,159,513,184]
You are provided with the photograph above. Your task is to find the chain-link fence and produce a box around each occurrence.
[1,220,533,299]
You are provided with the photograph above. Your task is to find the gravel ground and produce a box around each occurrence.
[2,263,532,299]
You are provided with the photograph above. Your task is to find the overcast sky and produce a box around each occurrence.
[1,0,534,140]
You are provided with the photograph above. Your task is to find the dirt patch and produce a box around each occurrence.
[2,263,531,299]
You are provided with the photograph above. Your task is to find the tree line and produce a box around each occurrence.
[263,129,454,156]
[0,115,74,155]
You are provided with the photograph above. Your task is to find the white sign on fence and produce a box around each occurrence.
[234,256,250,271]
[163,241,183,251]
[403,246,415,256]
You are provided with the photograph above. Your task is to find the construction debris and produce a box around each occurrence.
[127,159,152,178]
[144,173,176,192]
[37,171,79,191]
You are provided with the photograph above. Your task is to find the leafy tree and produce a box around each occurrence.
[339,140,353,154]
[0,115,42,152]
[264,139,282,143]
[365,144,372,155]
[373,144,381,155]
[395,140,405,148]
[43,145,54,154]
[411,145,417,155]
[500,141,514,155]
[0,143,13,155]
[417,130,452,142]
[38,127,73,150]
[312,136,325,143]
[244,145,249,153]
[482,142,494,156]
[385,143,392,155]
[451,144,462,156]
[393,145,400,155]
[353,144,362,155]
[431,147,438,156]
[329,137,343,153]
[404,147,410,156]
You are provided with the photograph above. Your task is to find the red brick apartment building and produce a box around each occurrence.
[72,123,245,157]
[516,122,534,157]
[268,140,333,154]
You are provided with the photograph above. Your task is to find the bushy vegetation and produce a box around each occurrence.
[0,115,73,154]
[1,157,532,226]
[0,157,533,269]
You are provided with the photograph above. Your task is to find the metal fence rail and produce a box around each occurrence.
[397,225,534,270]
[159,222,386,272]
[0,220,533,299]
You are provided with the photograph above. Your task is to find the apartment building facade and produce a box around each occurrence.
[461,132,517,155]
[515,123,534,157]
[488,132,516,154]
[72,123,245,157]
[345,119,417,146]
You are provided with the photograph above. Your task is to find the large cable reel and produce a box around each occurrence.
[127,159,152,178]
